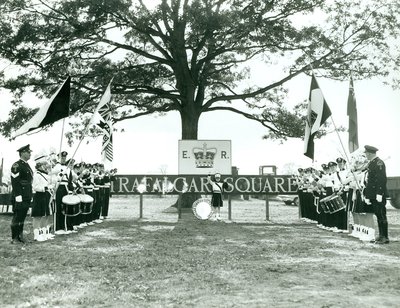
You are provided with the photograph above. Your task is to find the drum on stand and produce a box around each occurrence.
[78,194,94,215]
[62,194,81,217]
[192,198,213,220]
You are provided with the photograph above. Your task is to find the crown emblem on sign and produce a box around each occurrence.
[193,143,217,168]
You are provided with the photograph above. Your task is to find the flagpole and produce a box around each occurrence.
[67,78,114,169]
[305,67,360,233]
[329,113,366,234]
[54,78,70,231]
[59,118,66,156]
[53,113,68,234]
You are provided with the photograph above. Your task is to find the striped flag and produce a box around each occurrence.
[347,77,359,153]
[11,77,71,138]
[304,73,332,160]
[93,80,113,165]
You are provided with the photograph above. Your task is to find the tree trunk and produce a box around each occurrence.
[171,107,202,209]
[180,107,200,140]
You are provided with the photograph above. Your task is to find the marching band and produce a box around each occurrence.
[9,143,389,245]
[10,144,117,244]
[295,145,389,244]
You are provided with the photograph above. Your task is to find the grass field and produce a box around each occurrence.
[1,195,399,307]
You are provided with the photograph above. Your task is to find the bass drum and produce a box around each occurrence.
[192,198,213,220]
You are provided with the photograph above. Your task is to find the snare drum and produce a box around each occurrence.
[192,198,213,220]
[78,194,94,215]
[61,194,81,216]
[319,195,333,213]
[329,194,346,213]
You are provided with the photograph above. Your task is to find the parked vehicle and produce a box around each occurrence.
[387,177,400,209]
[277,195,299,206]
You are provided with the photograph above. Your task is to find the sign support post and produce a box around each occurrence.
[228,195,232,220]
[139,194,143,219]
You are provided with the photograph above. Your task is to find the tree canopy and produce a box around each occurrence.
[0,0,399,141]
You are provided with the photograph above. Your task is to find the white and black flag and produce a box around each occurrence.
[11,76,71,138]
[303,73,332,160]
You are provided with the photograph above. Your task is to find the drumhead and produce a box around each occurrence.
[192,198,213,220]
[62,194,81,205]
[320,195,333,202]
[77,194,94,203]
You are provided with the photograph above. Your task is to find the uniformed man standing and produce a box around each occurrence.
[10,145,34,244]
[363,145,389,244]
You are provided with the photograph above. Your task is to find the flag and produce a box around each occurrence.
[304,73,332,160]
[0,157,3,185]
[93,80,113,165]
[11,76,71,138]
[347,77,359,153]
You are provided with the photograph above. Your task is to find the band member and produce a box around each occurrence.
[208,173,228,221]
[102,168,117,219]
[363,145,389,244]
[313,163,328,226]
[92,163,104,223]
[304,167,318,222]
[81,163,95,225]
[337,157,349,212]
[331,159,348,232]
[32,155,55,241]
[10,145,33,244]
[318,162,336,229]
[344,152,369,240]
[294,168,306,219]
[52,151,73,234]
[70,163,84,230]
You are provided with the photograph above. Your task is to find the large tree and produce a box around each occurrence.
[0,0,399,142]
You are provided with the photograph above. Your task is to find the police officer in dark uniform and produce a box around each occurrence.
[363,145,389,244]
[10,144,33,244]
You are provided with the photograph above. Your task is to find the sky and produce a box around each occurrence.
[0,1,399,179]
[1,70,399,179]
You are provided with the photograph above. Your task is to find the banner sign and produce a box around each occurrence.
[110,175,298,195]
[178,140,232,175]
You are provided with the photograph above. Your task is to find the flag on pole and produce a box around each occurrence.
[11,76,71,138]
[304,73,332,160]
[93,80,113,166]
[0,157,3,185]
[347,77,359,153]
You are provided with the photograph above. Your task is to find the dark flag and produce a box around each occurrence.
[0,157,3,185]
[347,77,359,153]
[12,76,71,138]
[304,73,332,160]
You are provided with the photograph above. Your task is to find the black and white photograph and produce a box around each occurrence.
[0,0,400,307]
